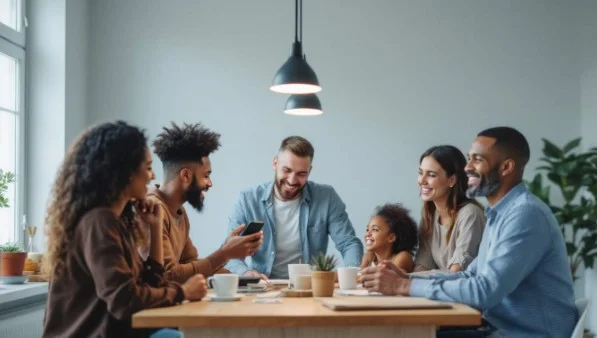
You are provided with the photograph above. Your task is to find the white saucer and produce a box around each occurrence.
[208,294,243,302]
[0,276,27,284]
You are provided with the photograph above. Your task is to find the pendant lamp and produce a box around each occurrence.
[270,0,321,94]
[284,94,323,116]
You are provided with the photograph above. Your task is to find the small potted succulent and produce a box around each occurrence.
[310,252,337,297]
[0,242,27,276]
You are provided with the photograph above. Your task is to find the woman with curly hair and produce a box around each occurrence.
[42,121,206,338]
[360,203,418,273]
[415,145,485,273]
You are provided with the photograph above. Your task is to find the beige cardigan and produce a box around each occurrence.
[414,203,486,271]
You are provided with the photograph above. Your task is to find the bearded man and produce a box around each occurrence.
[225,136,363,279]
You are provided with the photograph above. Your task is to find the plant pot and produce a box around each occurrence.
[311,271,335,297]
[0,252,27,276]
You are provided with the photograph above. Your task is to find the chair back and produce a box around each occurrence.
[571,298,591,338]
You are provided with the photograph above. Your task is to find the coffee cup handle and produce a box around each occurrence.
[207,276,215,288]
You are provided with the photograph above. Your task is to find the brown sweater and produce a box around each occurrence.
[43,208,184,338]
[147,187,227,283]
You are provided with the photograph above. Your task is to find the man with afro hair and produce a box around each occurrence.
[147,122,263,283]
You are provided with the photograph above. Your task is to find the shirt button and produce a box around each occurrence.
[271,251,274,255]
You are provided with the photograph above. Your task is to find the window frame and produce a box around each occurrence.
[0,0,26,246]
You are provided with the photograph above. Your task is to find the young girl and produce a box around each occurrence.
[360,203,418,273]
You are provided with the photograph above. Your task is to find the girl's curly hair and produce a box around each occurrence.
[375,203,419,255]
[43,121,148,279]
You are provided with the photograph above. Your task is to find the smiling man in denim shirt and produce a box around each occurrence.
[361,127,577,338]
[225,136,363,279]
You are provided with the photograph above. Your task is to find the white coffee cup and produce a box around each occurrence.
[288,263,311,289]
[294,274,312,290]
[207,274,239,297]
[338,267,360,290]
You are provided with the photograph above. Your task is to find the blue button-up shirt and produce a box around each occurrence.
[224,181,363,277]
[410,183,577,337]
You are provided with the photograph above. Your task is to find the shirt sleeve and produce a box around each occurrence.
[224,193,251,276]
[448,205,486,269]
[162,208,227,283]
[410,206,551,309]
[327,187,364,267]
[414,238,438,271]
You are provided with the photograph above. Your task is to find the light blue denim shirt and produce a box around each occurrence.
[224,181,363,277]
[410,183,577,338]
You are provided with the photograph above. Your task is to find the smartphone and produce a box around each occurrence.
[238,276,261,286]
[240,221,264,236]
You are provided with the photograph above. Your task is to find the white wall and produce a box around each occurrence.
[26,0,89,251]
[65,0,89,147]
[579,0,597,331]
[87,0,580,261]
[27,0,67,251]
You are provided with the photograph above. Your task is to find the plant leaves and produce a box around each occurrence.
[542,139,564,159]
[531,138,597,273]
[562,138,582,154]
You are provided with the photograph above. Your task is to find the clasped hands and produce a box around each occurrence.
[359,261,412,296]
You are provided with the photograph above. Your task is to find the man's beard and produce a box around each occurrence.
[466,165,502,198]
[185,175,205,212]
[274,173,304,201]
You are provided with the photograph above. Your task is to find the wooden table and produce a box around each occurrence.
[133,293,481,338]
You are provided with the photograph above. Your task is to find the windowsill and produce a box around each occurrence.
[0,282,48,313]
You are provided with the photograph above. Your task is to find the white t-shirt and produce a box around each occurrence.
[270,196,302,279]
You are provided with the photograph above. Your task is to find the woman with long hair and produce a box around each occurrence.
[414,145,485,272]
[43,121,206,338]
[360,203,418,273]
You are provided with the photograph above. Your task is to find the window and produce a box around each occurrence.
[0,0,25,245]
[0,0,25,46]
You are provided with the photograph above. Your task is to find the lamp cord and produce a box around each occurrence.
[295,0,298,42]
[300,0,303,43]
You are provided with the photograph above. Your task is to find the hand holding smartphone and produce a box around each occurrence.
[223,221,264,259]
[239,221,264,236]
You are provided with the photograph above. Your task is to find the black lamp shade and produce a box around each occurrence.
[271,43,321,94]
[284,94,323,116]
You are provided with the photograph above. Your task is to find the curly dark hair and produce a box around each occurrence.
[43,121,148,279]
[374,203,419,255]
[152,122,221,168]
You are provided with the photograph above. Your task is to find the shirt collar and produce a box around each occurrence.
[485,182,527,218]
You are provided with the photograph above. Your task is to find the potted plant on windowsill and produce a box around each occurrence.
[311,252,337,297]
[0,242,27,276]
[0,169,27,277]
[526,138,597,281]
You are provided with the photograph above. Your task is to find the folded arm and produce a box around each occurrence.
[82,213,184,321]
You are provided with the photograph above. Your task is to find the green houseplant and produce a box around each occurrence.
[310,252,337,297]
[0,170,27,277]
[526,138,597,280]
[0,169,15,208]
